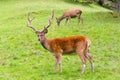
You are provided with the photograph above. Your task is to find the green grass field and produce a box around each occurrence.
[0,0,120,80]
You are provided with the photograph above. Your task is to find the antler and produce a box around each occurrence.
[44,10,54,29]
[27,13,38,32]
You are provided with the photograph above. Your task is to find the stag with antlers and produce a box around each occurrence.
[27,10,94,74]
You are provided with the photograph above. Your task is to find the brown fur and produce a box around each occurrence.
[56,9,83,26]
[27,11,93,74]
[36,32,94,73]
[50,36,86,54]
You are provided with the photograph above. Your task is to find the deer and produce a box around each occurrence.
[56,9,83,26]
[27,10,94,74]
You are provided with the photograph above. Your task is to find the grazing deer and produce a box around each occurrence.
[27,11,94,74]
[56,9,83,26]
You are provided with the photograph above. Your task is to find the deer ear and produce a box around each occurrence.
[45,29,48,33]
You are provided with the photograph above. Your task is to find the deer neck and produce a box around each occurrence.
[40,37,51,51]
[59,16,65,21]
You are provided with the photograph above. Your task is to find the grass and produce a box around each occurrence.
[0,0,120,80]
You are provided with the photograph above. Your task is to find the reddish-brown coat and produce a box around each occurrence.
[49,36,86,54]
[27,10,93,74]
[37,35,93,74]
[56,9,83,25]
[62,9,82,18]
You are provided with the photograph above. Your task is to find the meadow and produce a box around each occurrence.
[0,0,120,80]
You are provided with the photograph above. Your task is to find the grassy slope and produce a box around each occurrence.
[0,0,120,80]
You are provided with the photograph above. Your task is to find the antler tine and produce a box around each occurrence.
[27,13,38,32]
[44,10,54,29]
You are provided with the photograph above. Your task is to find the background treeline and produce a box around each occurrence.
[71,0,119,7]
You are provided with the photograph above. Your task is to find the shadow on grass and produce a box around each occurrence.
[46,69,95,80]
[63,0,93,8]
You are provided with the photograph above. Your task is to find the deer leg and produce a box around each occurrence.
[85,53,94,72]
[77,50,86,74]
[81,55,86,74]
[78,15,80,24]
[65,18,69,25]
[68,17,71,24]
[55,54,62,73]
[78,15,83,24]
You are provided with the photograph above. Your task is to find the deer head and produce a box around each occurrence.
[27,10,54,41]
[56,17,61,26]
